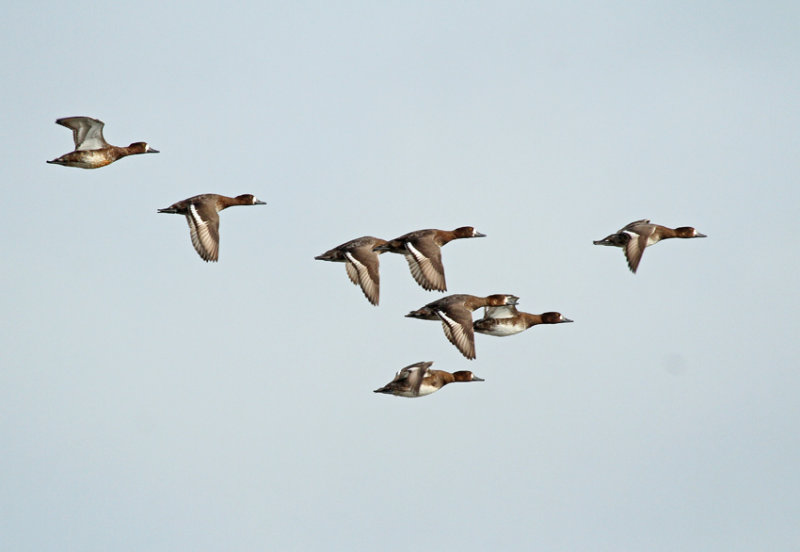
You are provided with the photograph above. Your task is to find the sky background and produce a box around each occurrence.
[2,1,799,550]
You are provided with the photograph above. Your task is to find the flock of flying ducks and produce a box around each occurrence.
[314,219,705,398]
[49,116,708,398]
[48,117,266,262]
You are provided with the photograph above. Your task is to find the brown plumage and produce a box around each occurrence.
[373,361,484,398]
[158,193,266,262]
[406,294,519,359]
[593,219,707,273]
[47,116,159,169]
[474,305,573,336]
[374,226,485,291]
[315,236,388,306]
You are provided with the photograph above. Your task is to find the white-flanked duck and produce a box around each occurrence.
[406,293,519,360]
[374,361,484,398]
[593,219,707,273]
[474,305,573,336]
[48,116,158,169]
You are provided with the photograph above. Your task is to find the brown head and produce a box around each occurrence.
[127,141,159,154]
[541,312,574,324]
[452,370,485,383]
[486,294,519,307]
[234,194,267,205]
[674,227,707,238]
[453,226,486,239]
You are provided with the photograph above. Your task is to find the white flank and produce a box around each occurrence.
[416,383,438,396]
[480,322,524,336]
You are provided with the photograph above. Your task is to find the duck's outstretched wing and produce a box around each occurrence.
[403,238,447,292]
[56,117,109,150]
[185,204,220,262]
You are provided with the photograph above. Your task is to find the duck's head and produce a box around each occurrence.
[542,312,573,324]
[235,194,266,205]
[129,142,159,154]
[675,227,706,238]
[454,226,486,238]
[452,371,485,382]
[487,294,519,306]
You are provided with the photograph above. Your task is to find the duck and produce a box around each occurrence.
[373,361,484,398]
[406,294,519,359]
[474,305,573,336]
[315,236,388,306]
[593,219,707,273]
[158,194,266,262]
[373,226,485,291]
[47,116,158,169]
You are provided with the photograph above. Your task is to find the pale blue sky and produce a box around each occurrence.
[2,2,799,550]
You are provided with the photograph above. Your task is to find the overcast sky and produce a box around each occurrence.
[2,2,799,550]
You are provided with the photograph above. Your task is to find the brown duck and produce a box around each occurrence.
[158,194,266,262]
[374,361,484,398]
[593,219,707,273]
[47,116,158,169]
[374,226,485,291]
[315,236,388,306]
[406,294,519,359]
